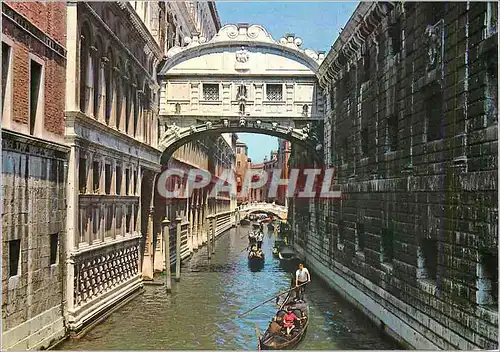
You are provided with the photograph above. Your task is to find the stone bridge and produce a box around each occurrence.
[237,202,288,221]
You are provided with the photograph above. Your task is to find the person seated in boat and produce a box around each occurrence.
[282,307,298,335]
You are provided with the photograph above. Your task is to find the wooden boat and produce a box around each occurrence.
[248,246,265,270]
[272,238,286,257]
[259,279,309,349]
[240,218,251,226]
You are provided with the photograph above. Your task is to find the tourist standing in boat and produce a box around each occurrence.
[295,263,310,301]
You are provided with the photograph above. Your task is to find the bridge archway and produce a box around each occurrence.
[146,24,324,278]
[157,23,326,163]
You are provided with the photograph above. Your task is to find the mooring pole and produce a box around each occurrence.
[175,216,182,281]
[162,218,171,293]
[207,215,212,259]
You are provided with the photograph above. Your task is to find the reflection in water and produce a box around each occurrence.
[57,225,400,350]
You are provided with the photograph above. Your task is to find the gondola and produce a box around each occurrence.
[278,246,300,271]
[248,246,265,270]
[259,279,309,350]
[240,218,251,226]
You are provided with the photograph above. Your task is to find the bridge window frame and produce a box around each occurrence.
[265,83,283,102]
[202,83,220,101]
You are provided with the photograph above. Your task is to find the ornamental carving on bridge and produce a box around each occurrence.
[165,24,324,64]
[235,46,249,63]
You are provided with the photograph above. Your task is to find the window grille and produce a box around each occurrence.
[266,84,283,101]
[203,84,219,101]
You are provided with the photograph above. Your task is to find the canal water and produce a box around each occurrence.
[57,225,400,350]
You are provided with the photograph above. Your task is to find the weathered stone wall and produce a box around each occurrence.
[2,2,68,349]
[1,133,68,350]
[292,2,498,350]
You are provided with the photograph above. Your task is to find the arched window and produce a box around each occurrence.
[105,48,114,125]
[79,22,92,114]
[133,75,140,137]
[93,36,103,119]
[115,59,123,130]
[124,76,130,133]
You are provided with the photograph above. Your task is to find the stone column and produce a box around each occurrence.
[175,216,182,281]
[191,191,198,249]
[141,209,154,280]
[162,218,171,293]
[153,228,164,272]
[65,144,79,314]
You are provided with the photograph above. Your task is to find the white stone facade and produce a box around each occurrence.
[63,2,163,332]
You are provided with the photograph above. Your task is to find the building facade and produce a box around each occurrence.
[235,140,251,204]
[290,2,498,350]
[276,139,291,206]
[64,1,165,333]
[1,2,68,349]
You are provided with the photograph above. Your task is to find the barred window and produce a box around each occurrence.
[266,84,283,101]
[203,84,219,101]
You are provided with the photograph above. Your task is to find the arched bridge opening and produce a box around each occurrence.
[143,23,325,280]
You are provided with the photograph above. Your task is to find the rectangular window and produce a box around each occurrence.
[381,228,394,263]
[125,169,130,195]
[388,114,399,151]
[388,18,402,54]
[29,60,43,135]
[424,83,443,141]
[479,250,498,304]
[133,171,137,194]
[9,239,20,277]
[49,233,58,265]
[79,158,87,193]
[93,161,100,192]
[361,127,369,156]
[203,84,219,101]
[2,42,11,119]
[116,165,122,195]
[421,238,438,280]
[356,222,365,251]
[266,84,283,101]
[105,164,111,194]
[126,206,132,233]
[363,45,370,82]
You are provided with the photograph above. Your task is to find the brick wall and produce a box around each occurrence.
[2,2,66,135]
[292,2,498,349]
[1,2,68,349]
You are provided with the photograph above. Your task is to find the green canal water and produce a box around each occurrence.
[57,225,401,350]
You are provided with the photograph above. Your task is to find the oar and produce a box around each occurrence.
[237,282,308,318]
[255,323,261,351]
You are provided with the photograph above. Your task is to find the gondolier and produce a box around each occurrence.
[295,263,310,301]
[256,231,264,249]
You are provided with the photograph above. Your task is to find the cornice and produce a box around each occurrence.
[318,2,394,89]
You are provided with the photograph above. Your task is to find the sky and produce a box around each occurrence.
[216,1,359,162]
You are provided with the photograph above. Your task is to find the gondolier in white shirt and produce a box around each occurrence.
[295,263,310,301]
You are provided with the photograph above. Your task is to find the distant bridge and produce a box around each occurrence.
[236,202,288,221]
